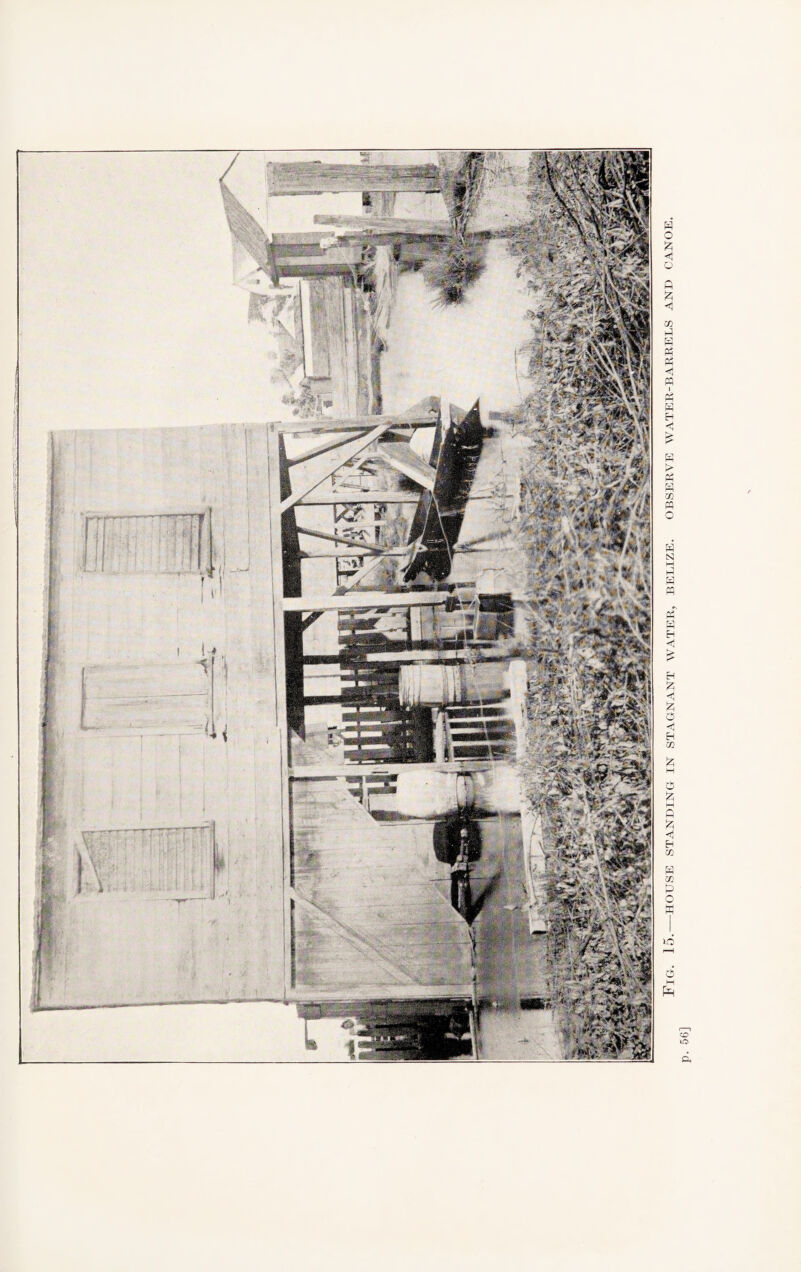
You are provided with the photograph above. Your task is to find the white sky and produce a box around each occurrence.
[19,151,285,433]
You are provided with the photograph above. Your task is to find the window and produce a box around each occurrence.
[82,511,211,574]
[81,659,213,733]
[76,824,215,898]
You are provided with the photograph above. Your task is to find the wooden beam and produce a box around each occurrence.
[321,232,441,251]
[264,242,280,287]
[290,888,417,985]
[297,999,463,1020]
[290,760,491,778]
[277,263,353,278]
[264,426,291,996]
[272,239,350,259]
[287,985,472,1004]
[378,441,436,491]
[287,433,368,467]
[280,420,396,514]
[266,161,440,195]
[75,836,102,893]
[276,421,419,439]
[283,590,450,613]
[271,230,340,245]
[300,546,410,560]
[296,490,419,506]
[366,648,510,664]
[314,212,452,236]
[364,648,472,665]
[434,710,447,764]
[296,524,386,553]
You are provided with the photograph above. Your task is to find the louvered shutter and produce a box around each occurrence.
[82,511,211,574]
[78,824,215,897]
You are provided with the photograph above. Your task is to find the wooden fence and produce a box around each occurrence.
[327,460,517,810]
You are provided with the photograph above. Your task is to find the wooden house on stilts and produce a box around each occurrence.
[34,399,547,1055]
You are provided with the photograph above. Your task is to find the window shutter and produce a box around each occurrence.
[78,824,215,897]
[82,511,211,574]
[81,661,212,732]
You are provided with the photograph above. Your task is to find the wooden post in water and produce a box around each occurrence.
[266,161,441,195]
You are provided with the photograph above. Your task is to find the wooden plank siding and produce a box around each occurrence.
[290,774,472,995]
[319,278,363,416]
[298,278,371,416]
[35,426,285,1009]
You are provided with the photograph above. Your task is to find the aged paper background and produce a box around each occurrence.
[3,1,799,1268]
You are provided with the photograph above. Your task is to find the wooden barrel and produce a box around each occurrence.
[395,768,475,819]
[399,661,508,707]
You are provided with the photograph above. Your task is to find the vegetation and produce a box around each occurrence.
[279,381,326,418]
[510,151,652,1059]
[423,235,486,307]
[423,151,488,306]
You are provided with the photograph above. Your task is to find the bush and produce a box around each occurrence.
[510,151,652,1060]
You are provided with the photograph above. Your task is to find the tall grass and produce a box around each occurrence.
[423,152,488,306]
[423,236,486,307]
[510,152,652,1059]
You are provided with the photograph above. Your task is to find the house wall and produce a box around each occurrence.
[290,771,546,1005]
[290,769,473,999]
[36,425,286,1008]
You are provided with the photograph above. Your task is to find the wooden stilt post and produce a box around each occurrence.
[275,410,436,437]
[266,161,440,195]
[289,760,490,778]
[283,591,450,613]
[296,491,419,506]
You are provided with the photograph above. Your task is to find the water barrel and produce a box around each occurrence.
[395,768,475,819]
[399,661,508,707]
